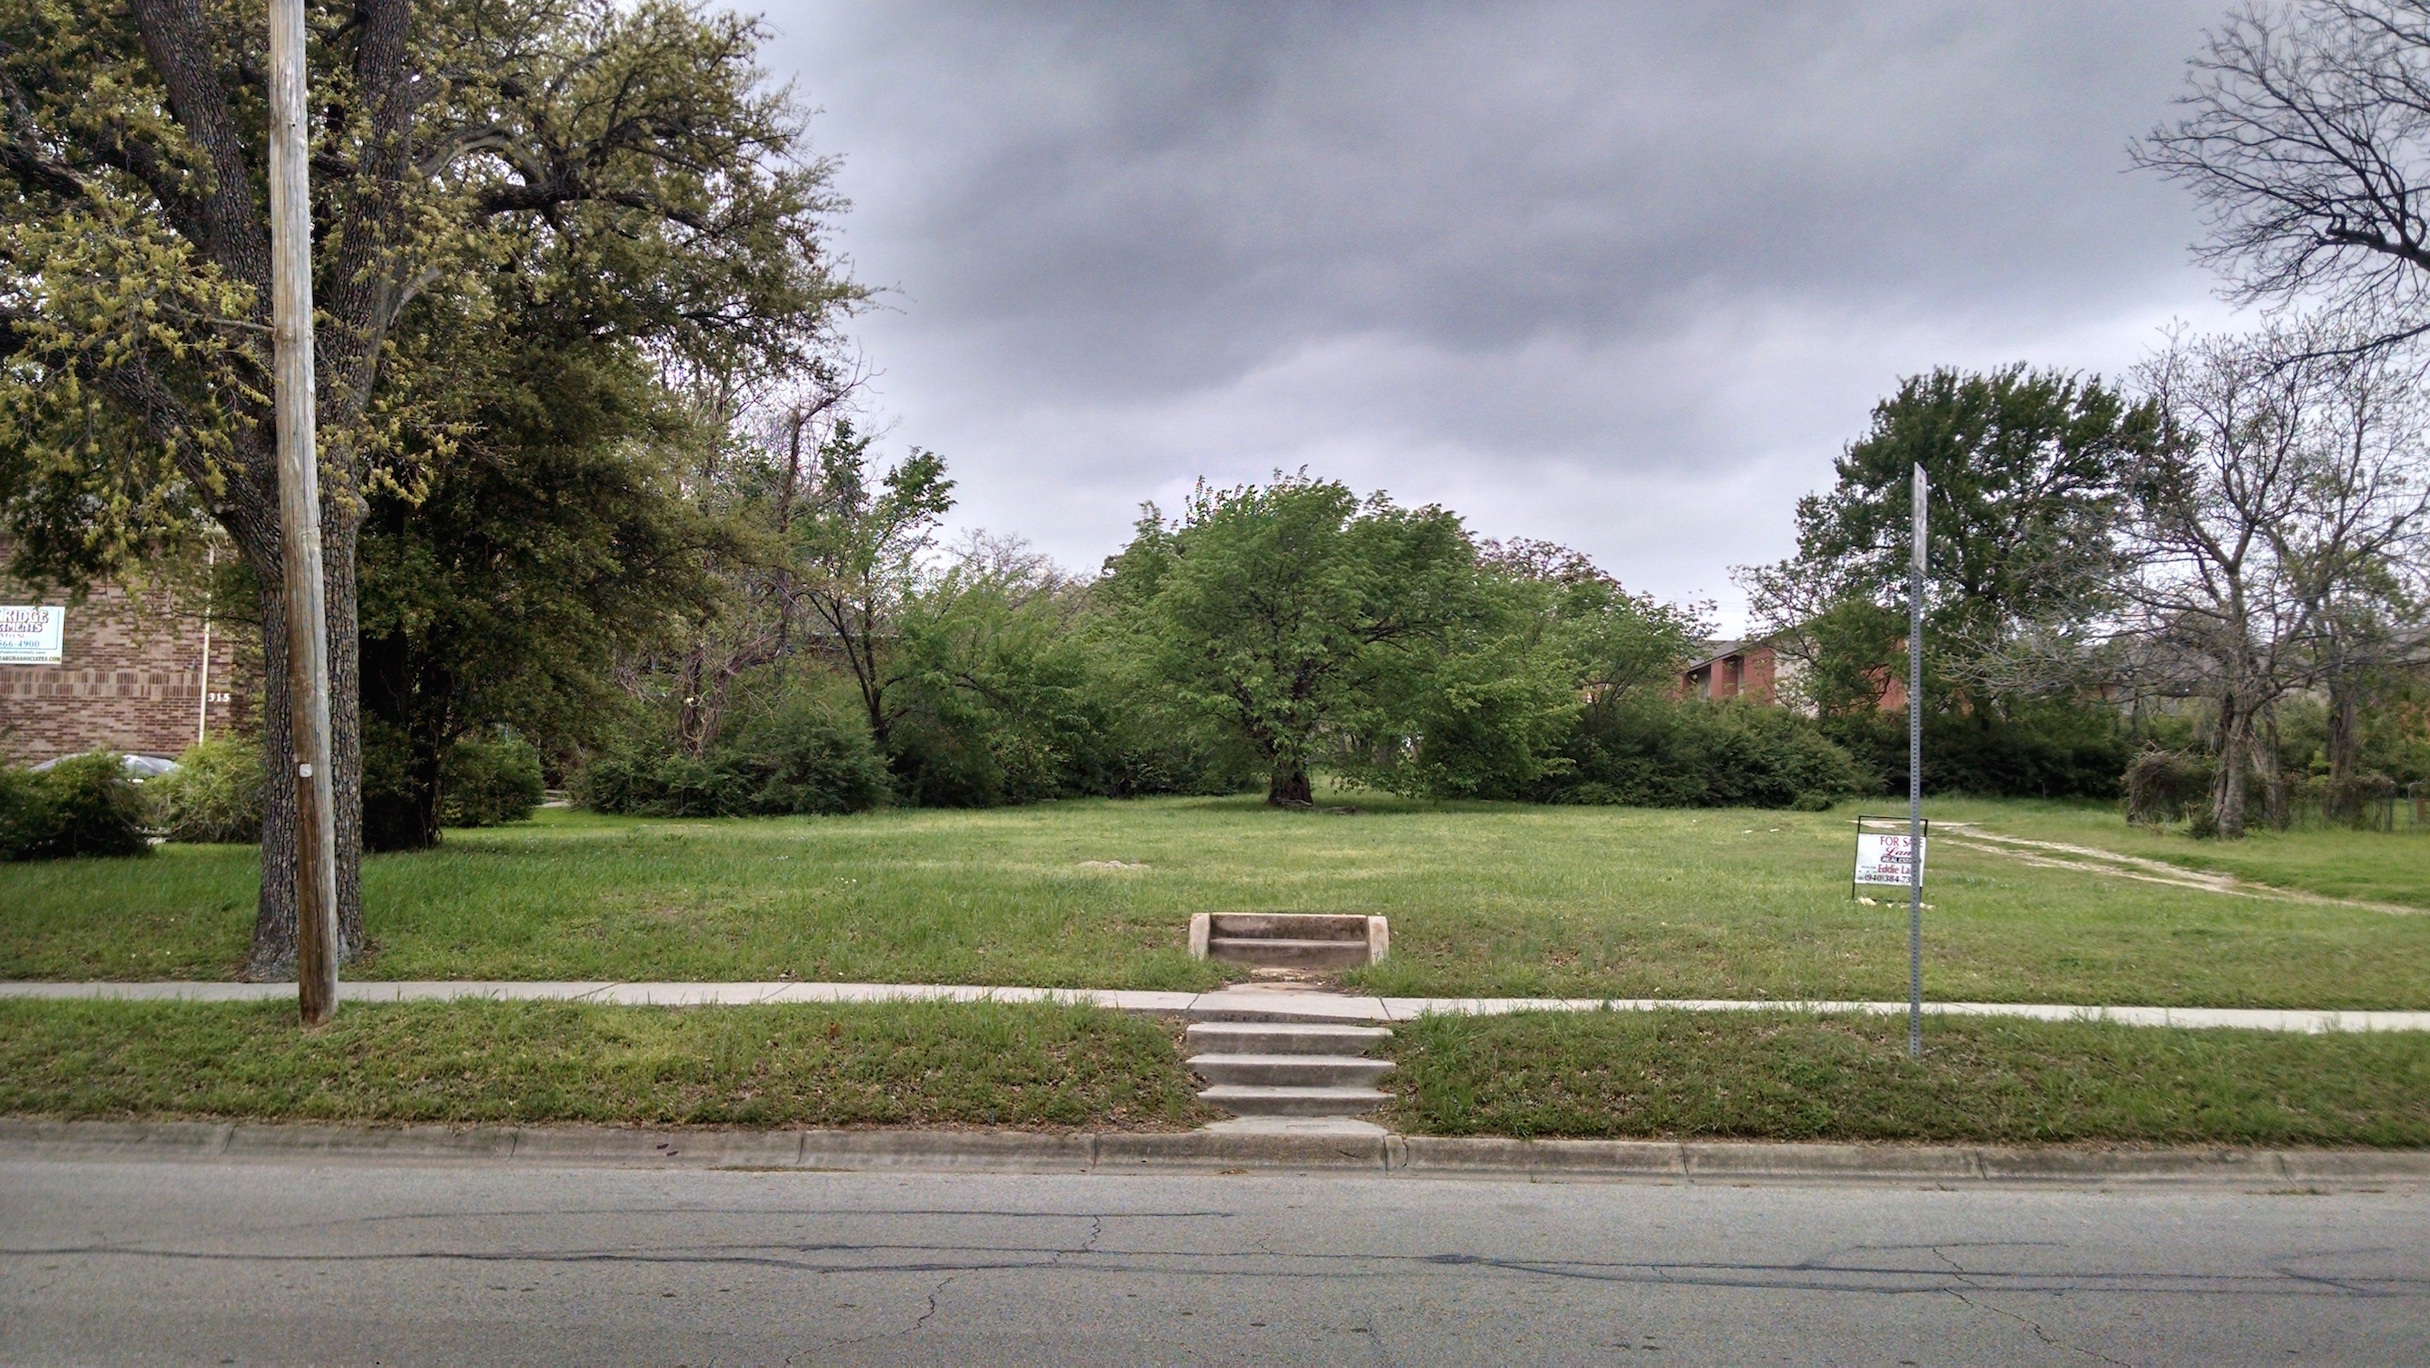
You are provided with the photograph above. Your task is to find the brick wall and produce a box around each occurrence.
[0,542,258,765]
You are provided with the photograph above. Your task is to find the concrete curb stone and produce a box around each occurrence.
[5,1118,2426,1189]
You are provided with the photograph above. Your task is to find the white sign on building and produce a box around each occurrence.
[0,605,65,665]
[1854,832,1926,887]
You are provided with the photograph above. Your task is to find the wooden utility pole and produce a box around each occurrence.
[268,0,339,1025]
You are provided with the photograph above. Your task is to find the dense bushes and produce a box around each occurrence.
[1822,702,2132,800]
[577,696,890,817]
[0,753,154,861]
[1531,697,1870,810]
[150,729,539,852]
[439,732,546,828]
[151,738,263,843]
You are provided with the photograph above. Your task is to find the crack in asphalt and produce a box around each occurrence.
[4,1237,2421,1302]
[1931,1244,2136,1367]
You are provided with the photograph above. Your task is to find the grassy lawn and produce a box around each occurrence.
[0,1000,1207,1130]
[1928,795,2430,910]
[5,794,2430,1008]
[1389,1010,2430,1147]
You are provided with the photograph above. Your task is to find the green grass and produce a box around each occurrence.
[1388,1010,2430,1147]
[1927,795,2430,909]
[4,999,2424,1147]
[0,1000,1208,1130]
[5,794,2430,1008]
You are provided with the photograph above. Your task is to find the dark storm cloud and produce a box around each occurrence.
[767,1,2236,618]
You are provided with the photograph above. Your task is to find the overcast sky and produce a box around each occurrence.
[768,1,2240,626]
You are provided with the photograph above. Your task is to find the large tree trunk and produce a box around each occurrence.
[1266,764,1313,806]
[247,570,298,978]
[2325,674,2365,822]
[2254,705,2289,832]
[241,514,365,978]
[325,526,366,955]
[2209,693,2251,840]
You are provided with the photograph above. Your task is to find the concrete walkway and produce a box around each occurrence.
[4,979,2427,1032]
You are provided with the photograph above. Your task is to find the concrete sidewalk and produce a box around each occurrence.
[5,978,2428,1032]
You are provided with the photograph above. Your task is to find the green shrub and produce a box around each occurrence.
[1822,701,2131,799]
[153,737,264,843]
[0,752,154,861]
[575,700,888,818]
[441,731,545,828]
[1533,697,1869,809]
[719,698,892,816]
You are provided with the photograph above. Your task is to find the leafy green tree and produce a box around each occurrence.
[787,425,954,751]
[1104,474,1538,805]
[0,0,858,973]
[1735,366,2160,797]
[355,312,719,851]
[1744,365,2161,678]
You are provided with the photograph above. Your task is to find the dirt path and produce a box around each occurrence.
[1935,823,2427,917]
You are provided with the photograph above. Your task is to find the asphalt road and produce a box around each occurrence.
[2,1155,2425,1366]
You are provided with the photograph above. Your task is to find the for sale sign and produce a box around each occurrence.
[0,605,63,665]
[1854,831,1925,887]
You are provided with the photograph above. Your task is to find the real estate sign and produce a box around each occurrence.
[0,605,63,664]
[1854,832,1925,887]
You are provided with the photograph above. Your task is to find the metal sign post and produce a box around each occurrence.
[268,0,338,1026]
[1906,464,1926,1058]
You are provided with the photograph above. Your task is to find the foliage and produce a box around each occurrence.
[577,695,889,818]
[0,0,865,970]
[1103,474,1564,804]
[153,738,264,844]
[883,540,1250,807]
[0,753,153,861]
[1823,702,2132,800]
[1535,696,1869,810]
[1741,364,2162,687]
[2120,324,2430,836]
[355,307,720,852]
[1730,366,2165,802]
[439,733,546,830]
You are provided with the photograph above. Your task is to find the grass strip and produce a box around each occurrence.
[0,1000,1210,1131]
[1387,1010,2430,1147]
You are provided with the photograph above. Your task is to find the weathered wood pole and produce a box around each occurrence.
[267,0,338,1025]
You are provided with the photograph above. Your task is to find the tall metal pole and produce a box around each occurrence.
[1907,464,1927,1059]
[269,0,338,1026]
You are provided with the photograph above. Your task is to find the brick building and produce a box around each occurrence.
[0,539,256,765]
[1679,636,1795,705]
[1677,634,1906,711]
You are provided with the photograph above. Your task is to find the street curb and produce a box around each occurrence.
[4,1118,2426,1188]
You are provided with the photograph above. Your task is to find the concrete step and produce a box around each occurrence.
[1196,1084,1392,1118]
[1184,1021,1393,1055]
[1186,1053,1396,1088]
[1209,913,1370,942]
[1207,936,1372,969]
